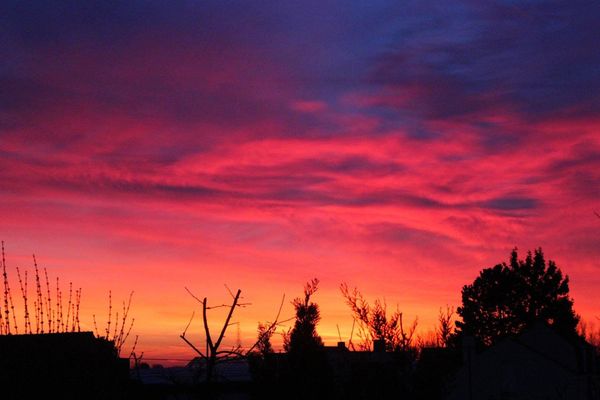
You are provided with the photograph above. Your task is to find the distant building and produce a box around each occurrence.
[448,323,600,400]
[320,340,416,399]
[0,332,129,399]
[185,357,252,383]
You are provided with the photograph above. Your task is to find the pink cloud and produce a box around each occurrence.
[290,100,328,113]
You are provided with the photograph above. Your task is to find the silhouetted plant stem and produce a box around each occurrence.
[55,277,60,331]
[112,311,119,342]
[118,317,135,353]
[66,282,72,331]
[105,290,112,338]
[33,255,44,333]
[94,291,136,356]
[202,297,216,382]
[130,335,139,356]
[93,314,99,337]
[1,246,19,335]
[115,292,134,352]
[2,241,12,334]
[75,288,81,331]
[56,277,61,332]
[44,268,51,332]
[17,267,31,334]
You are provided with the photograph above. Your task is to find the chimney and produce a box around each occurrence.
[337,341,346,350]
[373,339,386,353]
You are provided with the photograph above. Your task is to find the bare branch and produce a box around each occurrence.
[179,335,207,360]
[206,302,251,310]
[245,293,286,354]
[213,289,241,350]
[216,349,245,358]
[224,284,235,299]
[202,298,214,351]
[349,318,356,350]
[185,287,203,304]
[182,311,195,337]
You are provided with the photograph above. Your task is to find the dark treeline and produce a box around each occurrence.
[2,246,600,399]
[242,248,599,400]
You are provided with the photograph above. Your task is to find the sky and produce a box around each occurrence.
[1,0,600,364]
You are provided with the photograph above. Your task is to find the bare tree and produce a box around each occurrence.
[180,286,284,383]
[340,283,418,352]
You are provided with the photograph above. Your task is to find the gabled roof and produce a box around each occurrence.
[475,322,590,374]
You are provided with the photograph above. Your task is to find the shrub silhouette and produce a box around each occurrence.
[340,283,418,352]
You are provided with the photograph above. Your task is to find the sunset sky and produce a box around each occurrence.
[2,1,600,364]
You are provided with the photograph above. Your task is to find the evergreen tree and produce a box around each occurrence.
[284,278,331,398]
[285,278,323,353]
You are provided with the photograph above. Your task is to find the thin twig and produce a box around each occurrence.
[224,284,235,299]
[2,241,12,334]
[93,314,99,337]
[17,267,29,334]
[66,282,72,332]
[106,290,112,338]
[245,293,286,354]
[75,288,81,332]
[182,311,195,337]
[44,268,51,332]
[185,287,203,304]
[33,255,43,333]
[119,318,135,353]
[116,291,134,347]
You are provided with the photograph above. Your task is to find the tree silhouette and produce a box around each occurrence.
[180,286,284,383]
[437,305,454,348]
[284,278,331,398]
[248,323,275,394]
[456,248,579,346]
[284,278,323,353]
[248,305,289,395]
[256,322,274,356]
